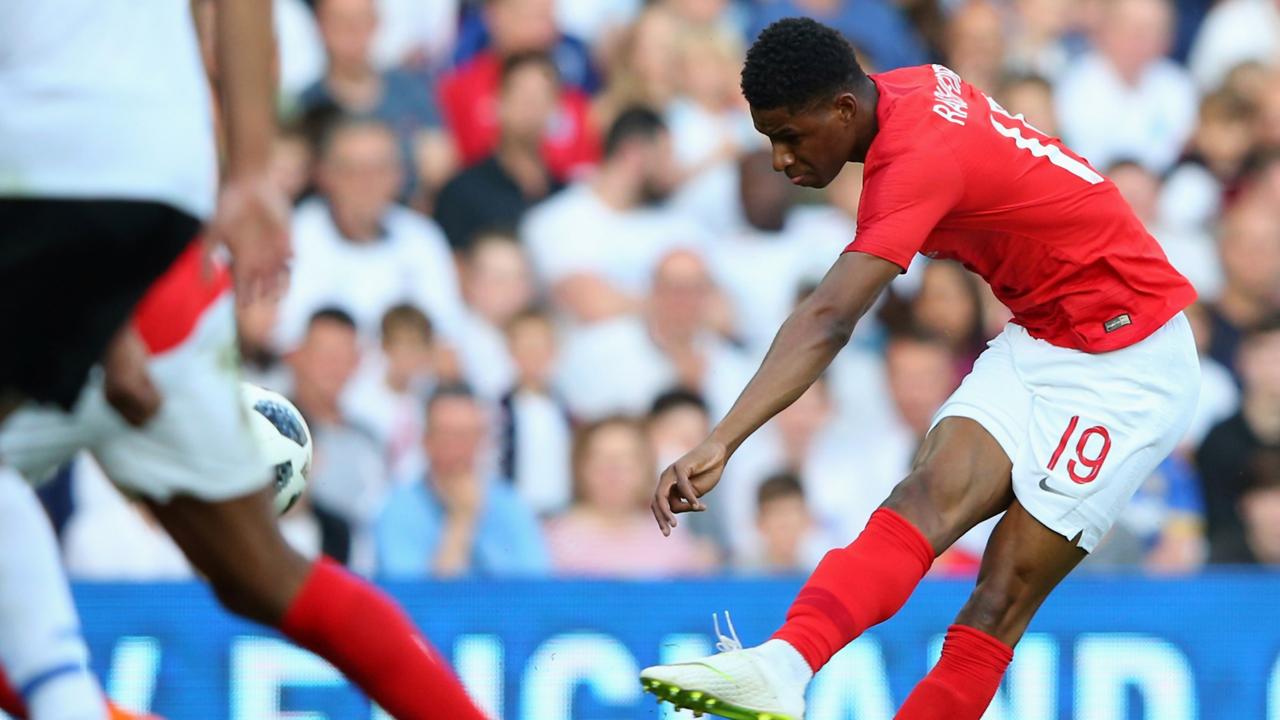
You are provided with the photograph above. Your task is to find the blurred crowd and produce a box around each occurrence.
[41,0,1280,580]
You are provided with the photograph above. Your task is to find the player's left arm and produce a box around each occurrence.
[652,252,900,534]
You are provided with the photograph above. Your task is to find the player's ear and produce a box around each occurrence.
[834,93,858,125]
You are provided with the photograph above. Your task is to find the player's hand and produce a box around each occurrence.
[102,326,161,427]
[210,173,291,303]
[652,437,729,537]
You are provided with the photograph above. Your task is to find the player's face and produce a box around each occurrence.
[750,96,858,188]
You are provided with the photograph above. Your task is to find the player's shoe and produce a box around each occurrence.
[640,613,805,720]
[108,701,163,720]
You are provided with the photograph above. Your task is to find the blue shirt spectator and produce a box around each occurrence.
[375,475,551,578]
[749,0,928,72]
[374,383,551,578]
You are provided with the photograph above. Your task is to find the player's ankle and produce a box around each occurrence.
[756,638,814,690]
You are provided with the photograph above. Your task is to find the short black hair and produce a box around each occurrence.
[648,387,709,419]
[741,17,867,111]
[604,105,666,159]
[308,306,357,331]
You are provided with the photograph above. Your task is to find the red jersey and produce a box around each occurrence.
[438,52,601,182]
[846,65,1196,352]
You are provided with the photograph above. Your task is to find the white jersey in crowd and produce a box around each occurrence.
[0,0,217,219]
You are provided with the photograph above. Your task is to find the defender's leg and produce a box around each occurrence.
[150,488,488,720]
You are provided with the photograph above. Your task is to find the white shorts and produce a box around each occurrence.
[0,295,268,502]
[931,313,1200,552]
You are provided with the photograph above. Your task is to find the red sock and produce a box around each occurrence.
[0,667,28,719]
[772,508,934,671]
[895,625,1013,719]
[280,558,487,720]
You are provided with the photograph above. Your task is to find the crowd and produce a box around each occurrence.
[42,0,1280,580]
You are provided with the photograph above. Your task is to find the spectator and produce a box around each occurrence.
[997,74,1059,137]
[666,26,759,235]
[1182,302,1241,450]
[497,308,573,516]
[1197,315,1280,563]
[440,0,601,179]
[454,232,535,399]
[1085,454,1206,573]
[301,0,455,198]
[1108,160,1222,297]
[881,260,989,378]
[708,374,857,560]
[555,0,642,51]
[647,388,711,470]
[369,0,460,70]
[343,304,439,478]
[376,383,551,578]
[274,0,327,101]
[1159,90,1258,236]
[278,117,465,349]
[435,53,564,252]
[749,0,928,73]
[556,249,752,421]
[647,388,729,549]
[945,0,1007,94]
[1187,0,1280,92]
[1238,449,1280,565]
[523,107,705,325]
[709,150,808,357]
[1204,200,1280,380]
[269,119,317,205]
[545,416,716,577]
[1005,0,1079,81]
[592,4,681,130]
[1055,0,1197,174]
[237,294,291,393]
[287,308,388,572]
[740,472,831,575]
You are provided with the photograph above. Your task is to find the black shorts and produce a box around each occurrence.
[0,198,199,410]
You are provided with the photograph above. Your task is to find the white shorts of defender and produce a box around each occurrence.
[931,313,1200,552]
[0,295,269,503]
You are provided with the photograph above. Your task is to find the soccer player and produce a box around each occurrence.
[640,18,1199,720]
[0,1,486,717]
[0,242,487,720]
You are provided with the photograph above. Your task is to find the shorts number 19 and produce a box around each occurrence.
[1047,416,1112,484]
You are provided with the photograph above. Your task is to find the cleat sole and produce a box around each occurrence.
[641,678,797,720]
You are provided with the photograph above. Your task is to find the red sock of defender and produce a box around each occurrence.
[772,508,934,671]
[280,558,487,720]
[896,625,1013,719]
[0,668,28,718]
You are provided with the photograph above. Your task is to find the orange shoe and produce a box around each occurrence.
[108,701,163,720]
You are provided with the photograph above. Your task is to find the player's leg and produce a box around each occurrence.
[770,417,1014,671]
[640,418,1016,719]
[145,487,488,720]
[0,468,108,720]
[895,500,1083,719]
[641,326,1032,719]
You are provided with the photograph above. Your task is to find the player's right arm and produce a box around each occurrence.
[651,251,900,535]
[208,0,291,302]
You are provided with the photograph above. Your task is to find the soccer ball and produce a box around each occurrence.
[240,382,312,515]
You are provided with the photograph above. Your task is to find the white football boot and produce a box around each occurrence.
[640,613,808,720]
